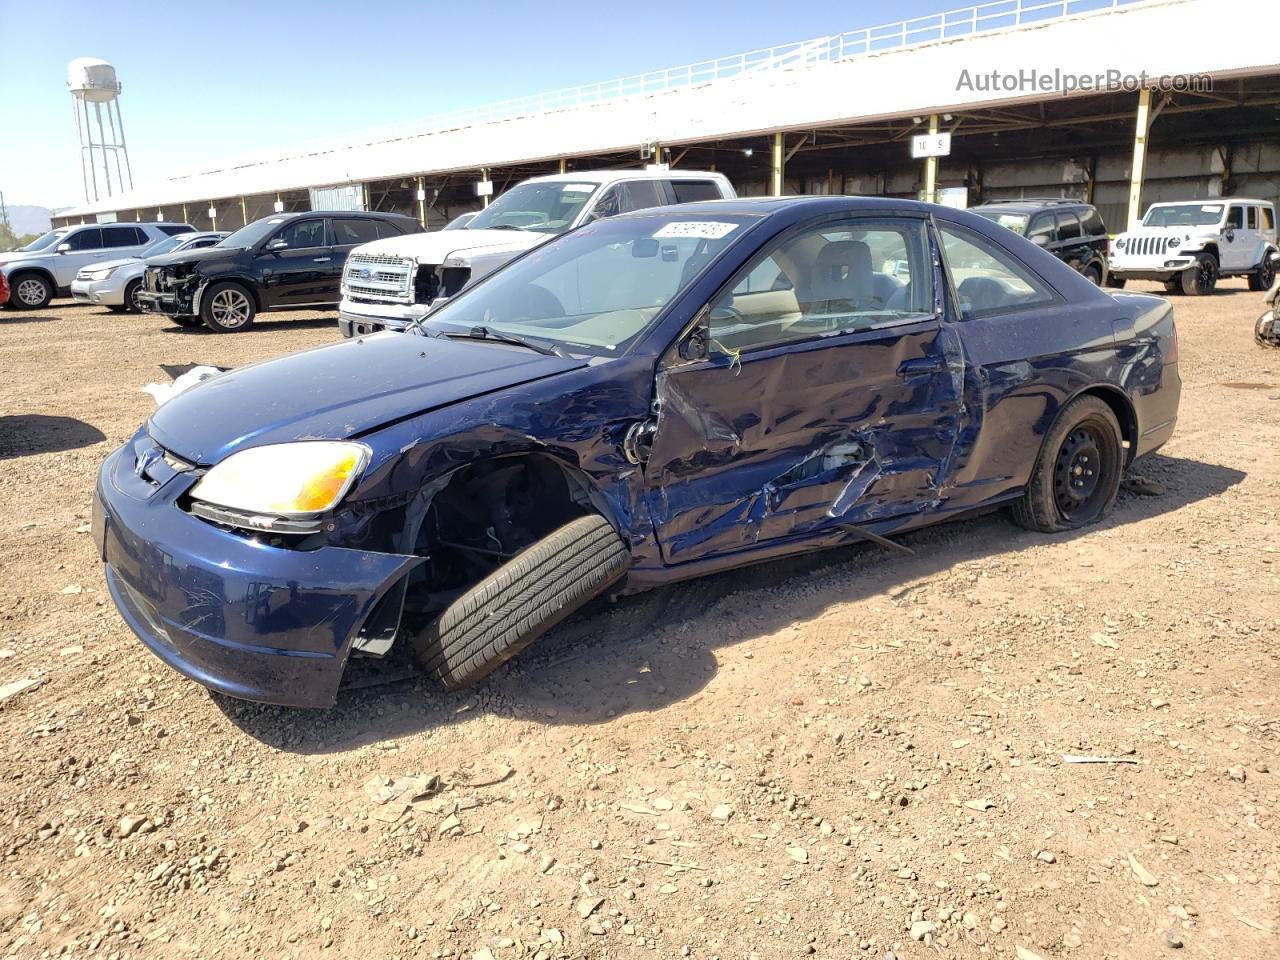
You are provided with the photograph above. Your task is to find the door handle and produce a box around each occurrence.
[897,356,946,378]
[313,256,332,262]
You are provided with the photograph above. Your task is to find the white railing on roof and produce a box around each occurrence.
[175,0,1147,181]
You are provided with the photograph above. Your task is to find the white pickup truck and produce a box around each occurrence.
[337,170,736,336]
[1108,199,1278,296]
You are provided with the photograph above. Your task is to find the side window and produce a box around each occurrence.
[618,181,666,214]
[939,223,1055,319]
[374,219,406,239]
[188,238,219,249]
[65,228,104,251]
[332,218,380,245]
[1080,208,1106,237]
[157,225,193,236]
[1227,206,1244,229]
[709,218,933,352]
[670,180,723,204]
[1027,216,1056,246]
[588,188,621,221]
[275,219,327,249]
[102,226,143,248]
[1264,208,1277,232]
[1055,212,1082,241]
[1247,207,1259,230]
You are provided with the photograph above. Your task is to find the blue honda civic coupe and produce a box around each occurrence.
[93,197,1180,708]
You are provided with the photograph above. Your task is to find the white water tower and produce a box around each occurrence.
[68,58,134,203]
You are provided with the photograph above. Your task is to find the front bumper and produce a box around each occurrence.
[95,435,420,708]
[338,298,430,337]
[71,276,127,306]
[1108,255,1197,281]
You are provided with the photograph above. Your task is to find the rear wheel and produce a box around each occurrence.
[200,282,256,332]
[1012,396,1124,533]
[9,272,52,310]
[1181,253,1218,296]
[1104,275,1126,290]
[1248,253,1277,292]
[1082,263,1103,286]
[413,514,630,690]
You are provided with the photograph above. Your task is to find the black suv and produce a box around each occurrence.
[138,211,421,332]
[969,199,1110,285]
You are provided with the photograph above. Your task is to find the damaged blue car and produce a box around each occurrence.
[94,197,1180,708]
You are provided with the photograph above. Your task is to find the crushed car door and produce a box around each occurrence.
[641,215,964,566]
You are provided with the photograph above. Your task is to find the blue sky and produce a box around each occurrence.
[0,0,950,208]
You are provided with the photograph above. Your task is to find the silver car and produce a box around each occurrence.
[0,222,196,310]
[71,232,228,312]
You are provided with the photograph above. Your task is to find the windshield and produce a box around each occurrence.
[422,213,757,356]
[466,181,599,235]
[20,230,68,252]
[972,211,1029,235]
[141,235,187,257]
[220,216,290,249]
[1143,203,1224,227]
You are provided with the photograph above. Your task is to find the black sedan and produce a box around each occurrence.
[136,210,421,331]
[96,196,1180,707]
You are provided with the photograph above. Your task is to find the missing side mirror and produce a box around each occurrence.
[679,327,708,361]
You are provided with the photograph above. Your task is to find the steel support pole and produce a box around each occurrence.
[1127,88,1152,230]
[417,176,426,227]
[240,196,248,227]
[923,115,940,205]
[481,168,490,208]
[93,101,114,197]
[770,132,784,196]
[559,158,567,174]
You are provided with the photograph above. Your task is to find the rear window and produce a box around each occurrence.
[670,180,724,204]
[374,219,407,239]
[1056,212,1081,241]
[1264,208,1277,232]
[1080,207,1106,236]
[333,218,379,245]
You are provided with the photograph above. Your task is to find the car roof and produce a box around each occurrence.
[525,170,728,186]
[1149,198,1273,206]
[616,195,934,219]
[970,202,1090,215]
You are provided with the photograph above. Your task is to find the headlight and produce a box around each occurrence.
[190,441,370,516]
[1115,238,1127,251]
[86,266,118,281]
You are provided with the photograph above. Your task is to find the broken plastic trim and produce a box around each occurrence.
[188,500,326,536]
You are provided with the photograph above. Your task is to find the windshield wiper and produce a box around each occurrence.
[429,326,568,357]
[484,224,525,231]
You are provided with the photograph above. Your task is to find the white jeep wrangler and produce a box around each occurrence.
[1107,199,1277,296]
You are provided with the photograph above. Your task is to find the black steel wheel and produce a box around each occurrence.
[1012,395,1124,532]
[1248,254,1277,292]
[1181,253,1218,296]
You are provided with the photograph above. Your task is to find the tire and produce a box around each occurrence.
[413,514,630,690]
[8,272,53,310]
[123,278,144,313]
[1181,253,1218,296]
[172,315,204,328]
[1012,395,1124,533]
[1104,275,1126,290]
[1082,264,1103,286]
[1248,253,1277,292]
[200,281,256,332]
[1163,278,1182,295]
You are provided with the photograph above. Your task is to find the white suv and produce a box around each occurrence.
[337,170,736,336]
[1,222,196,309]
[1108,199,1278,295]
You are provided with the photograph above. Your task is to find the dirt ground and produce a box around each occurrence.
[0,283,1276,960]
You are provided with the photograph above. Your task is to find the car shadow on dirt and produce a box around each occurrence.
[0,414,107,459]
[0,314,58,324]
[158,316,338,335]
[216,452,1245,753]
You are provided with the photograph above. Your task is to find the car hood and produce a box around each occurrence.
[146,332,586,465]
[88,256,144,272]
[0,249,52,268]
[147,246,244,269]
[351,229,549,265]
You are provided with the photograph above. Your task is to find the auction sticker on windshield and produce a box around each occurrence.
[654,221,740,240]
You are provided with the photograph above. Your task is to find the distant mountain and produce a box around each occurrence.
[4,205,52,236]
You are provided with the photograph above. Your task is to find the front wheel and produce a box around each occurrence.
[1012,396,1124,533]
[123,278,144,313]
[200,282,256,332]
[9,272,53,310]
[1082,264,1103,286]
[1248,254,1277,292]
[413,514,630,690]
[1181,253,1218,296]
[1105,275,1126,290]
